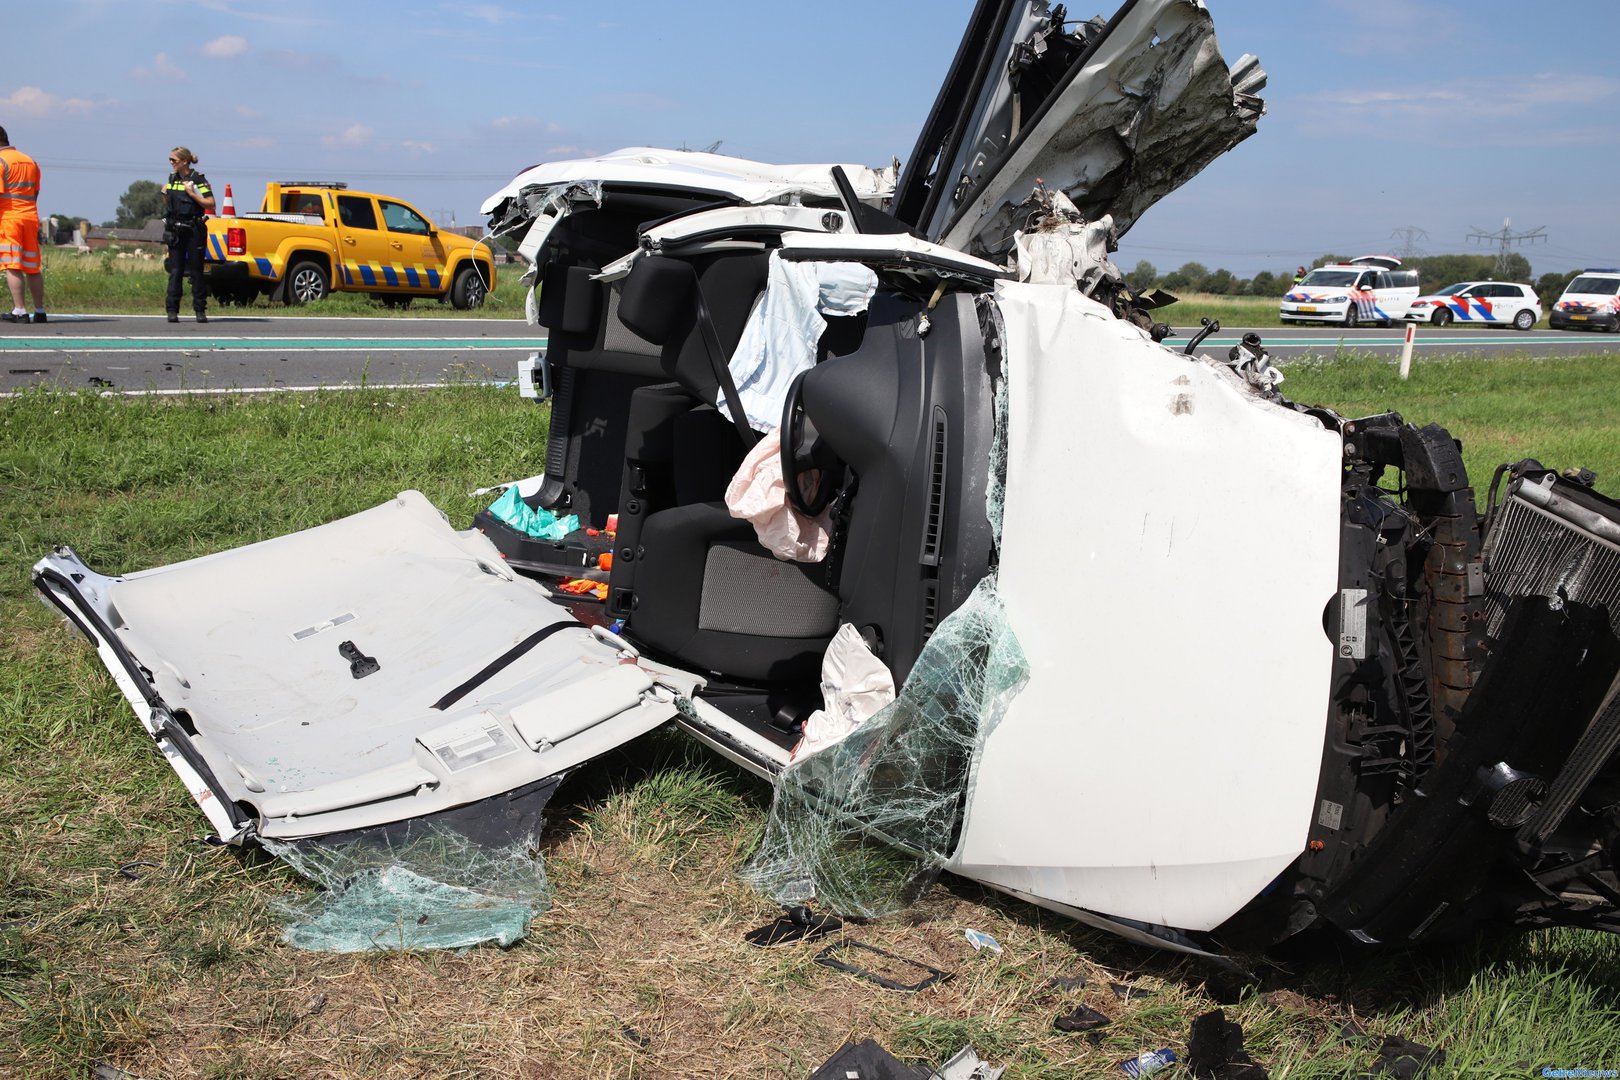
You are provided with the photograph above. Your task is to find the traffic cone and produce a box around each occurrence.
[221,184,236,217]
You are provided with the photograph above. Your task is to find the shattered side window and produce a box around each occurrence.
[742,317,1027,918]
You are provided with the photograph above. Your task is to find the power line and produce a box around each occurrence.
[1390,225,1428,259]
[1467,218,1547,276]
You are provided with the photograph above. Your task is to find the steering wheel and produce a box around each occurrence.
[780,369,842,517]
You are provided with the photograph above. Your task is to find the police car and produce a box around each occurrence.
[1403,281,1541,330]
[1279,256,1420,327]
[1549,269,1620,332]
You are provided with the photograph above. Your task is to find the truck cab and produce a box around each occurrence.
[206,182,496,309]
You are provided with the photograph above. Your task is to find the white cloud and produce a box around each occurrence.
[445,2,519,25]
[0,86,98,118]
[234,135,274,151]
[1306,73,1620,120]
[400,140,436,155]
[203,35,249,59]
[321,123,374,147]
[132,52,187,81]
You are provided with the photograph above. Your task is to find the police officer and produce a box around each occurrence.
[163,147,214,323]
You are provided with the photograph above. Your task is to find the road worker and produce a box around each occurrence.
[0,126,47,324]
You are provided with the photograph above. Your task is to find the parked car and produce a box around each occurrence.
[1279,256,1421,327]
[1549,269,1620,332]
[204,182,495,308]
[33,0,1620,960]
[1404,280,1541,330]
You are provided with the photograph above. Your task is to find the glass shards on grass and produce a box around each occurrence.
[262,819,551,953]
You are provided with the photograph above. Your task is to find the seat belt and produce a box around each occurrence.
[690,273,760,450]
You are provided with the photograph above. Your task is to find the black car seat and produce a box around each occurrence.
[607,251,843,682]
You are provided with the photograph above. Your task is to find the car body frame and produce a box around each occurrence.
[34,0,1620,959]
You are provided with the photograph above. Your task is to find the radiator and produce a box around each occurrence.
[1482,472,1620,646]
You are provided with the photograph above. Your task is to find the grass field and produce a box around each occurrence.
[2,355,1618,1078]
[37,247,527,319]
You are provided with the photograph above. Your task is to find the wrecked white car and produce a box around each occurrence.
[34,0,1620,959]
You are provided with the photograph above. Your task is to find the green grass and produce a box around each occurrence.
[38,247,527,318]
[1159,292,1288,328]
[1282,350,1620,495]
[2,362,1619,1077]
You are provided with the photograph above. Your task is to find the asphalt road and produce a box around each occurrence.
[2,313,1617,395]
[1166,322,1620,364]
[0,313,545,394]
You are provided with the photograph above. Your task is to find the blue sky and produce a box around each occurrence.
[7,0,1617,279]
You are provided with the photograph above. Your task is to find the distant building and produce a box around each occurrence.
[83,219,167,254]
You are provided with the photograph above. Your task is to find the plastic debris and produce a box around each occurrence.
[1110,981,1156,1001]
[743,905,843,947]
[558,578,608,600]
[962,928,1003,954]
[1054,1004,1112,1033]
[1188,1008,1269,1079]
[814,939,950,992]
[1048,973,1089,992]
[806,1040,1002,1080]
[932,1046,1005,1080]
[1119,1049,1177,1078]
[1359,1036,1446,1079]
[484,485,579,541]
[807,1038,927,1080]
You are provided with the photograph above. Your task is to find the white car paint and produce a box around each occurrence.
[1280,259,1420,326]
[34,492,703,841]
[1404,281,1542,329]
[950,282,1342,931]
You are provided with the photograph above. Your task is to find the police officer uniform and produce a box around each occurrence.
[164,168,212,322]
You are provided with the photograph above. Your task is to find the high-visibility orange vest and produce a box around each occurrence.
[0,147,42,219]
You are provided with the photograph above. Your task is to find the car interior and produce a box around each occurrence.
[473,185,999,749]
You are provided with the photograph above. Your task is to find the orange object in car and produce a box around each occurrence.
[597,552,614,571]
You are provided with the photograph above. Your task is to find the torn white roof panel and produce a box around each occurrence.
[481,147,896,216]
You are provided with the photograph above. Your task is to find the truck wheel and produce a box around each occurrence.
[286,260,330,305]
[450,264,489,310]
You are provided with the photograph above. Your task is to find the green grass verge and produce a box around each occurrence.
[2,361,1618,1076]
[38,247,526,319]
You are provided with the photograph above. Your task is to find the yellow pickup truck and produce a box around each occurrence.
[203,181,495,308]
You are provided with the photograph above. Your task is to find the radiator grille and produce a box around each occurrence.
[1482,494,1620,645]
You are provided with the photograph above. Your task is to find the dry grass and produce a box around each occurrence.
[5,384,1620,1078]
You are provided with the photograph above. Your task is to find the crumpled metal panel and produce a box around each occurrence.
[938,0,1265,257]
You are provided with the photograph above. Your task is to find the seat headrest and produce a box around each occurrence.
[618,256,695,346]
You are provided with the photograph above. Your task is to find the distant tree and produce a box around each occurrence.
[112,180,166,229]
[1174,261,1210,292]
[1497,252,1533,283]
[1162,270,1190,292]
[1535,269,1581,309]
[1250,270,1278,296]
[1205,268,1234,295]
[1126,259,1157,292]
